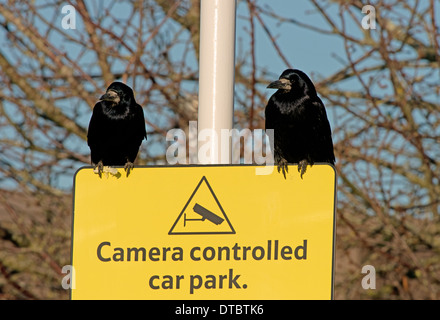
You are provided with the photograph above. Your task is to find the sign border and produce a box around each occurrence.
[70,163,337,300]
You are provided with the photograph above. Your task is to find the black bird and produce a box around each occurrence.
[87,82,147,177]
[265,69,335,179]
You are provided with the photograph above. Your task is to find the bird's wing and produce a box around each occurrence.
[265,97,287,163]
[87,102,106,164]
[123,103,147,164]
[87,102,105,145]
[310,98,335,164]
[135,103,147,141]
[265,98,277,131]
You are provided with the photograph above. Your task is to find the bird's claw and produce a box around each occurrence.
[124,161,134,177]
[277,158,288,179]
[94,161,104,178]
[298,159,309,179]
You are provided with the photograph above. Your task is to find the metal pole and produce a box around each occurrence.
[197,0,236,164]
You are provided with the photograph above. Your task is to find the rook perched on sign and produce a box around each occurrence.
[265,69,335,179]
[87,82,147,177]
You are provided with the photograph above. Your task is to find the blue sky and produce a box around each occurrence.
[237,0,344,77]
[0,0,354,191]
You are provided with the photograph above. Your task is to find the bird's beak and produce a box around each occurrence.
[267,78,292,90]
[99,90,120,103]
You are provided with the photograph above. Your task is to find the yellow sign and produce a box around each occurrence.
[71,164,336,300]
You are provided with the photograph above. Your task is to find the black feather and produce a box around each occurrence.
[265,69,335,178]
[87,82,147,176]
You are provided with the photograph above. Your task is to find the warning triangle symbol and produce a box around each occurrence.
[169,176,235,235]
